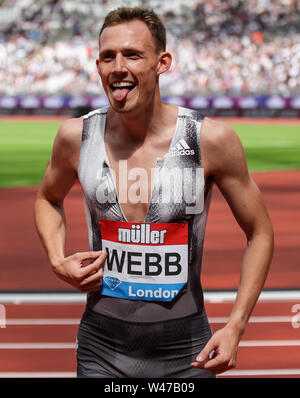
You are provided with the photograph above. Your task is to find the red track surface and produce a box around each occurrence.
[203,170,300,290]
[0,169,299,378]
[0,300,299,377]
[0,170,299,290]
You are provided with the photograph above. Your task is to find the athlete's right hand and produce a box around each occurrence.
[51,251,107,292]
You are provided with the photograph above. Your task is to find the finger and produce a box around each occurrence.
[190,353,215,369]
[79,252,107,277]
[80,268,103,287]
[84,251,107,268]
[208,357,236,373]
[74,251,104,263]
[79,269,104,291]
[202,354,229,370]
[191,355,227,372]
[190,361,225,375]
[195,340,216,365]
[206,362,236,375]
[190,352,219,370]
[210,367,232,375]
[190,361,203,369]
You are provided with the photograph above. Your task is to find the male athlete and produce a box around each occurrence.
[34,7,274,378]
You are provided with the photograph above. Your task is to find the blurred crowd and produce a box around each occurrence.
[0,0,299,96]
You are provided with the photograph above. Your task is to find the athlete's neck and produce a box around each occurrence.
[108,100,178,143]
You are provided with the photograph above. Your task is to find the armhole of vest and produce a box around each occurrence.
[82,114,89,142]
[196,116,203,168]
[78,113,92,181]
[78,109,106,179]
[81,107,107,143]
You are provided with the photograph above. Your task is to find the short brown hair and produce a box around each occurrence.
[99,7,166,53]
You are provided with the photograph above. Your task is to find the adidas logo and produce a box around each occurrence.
[169,138,195,156]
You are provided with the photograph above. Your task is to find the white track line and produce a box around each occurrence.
[0,290,300,304]
[0,340,299,349]
[3,315,295,325]
[0,343,75,349]
[5,319,80,325]
[209,316,294,323]
[0,293,86,304]
[0,372,76,378]
[221,369,300,376]
[0,369,299,378]
[239,340,300,347]
[204,291,300,303]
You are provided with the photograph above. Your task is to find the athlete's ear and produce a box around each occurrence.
[156,51,172,76]
[96,58,101,76]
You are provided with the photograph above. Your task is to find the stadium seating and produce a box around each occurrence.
[0,0,299,97]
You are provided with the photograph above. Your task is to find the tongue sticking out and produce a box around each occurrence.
[113,88,131,102]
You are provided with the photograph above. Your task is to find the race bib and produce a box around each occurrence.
[99,219,188,302]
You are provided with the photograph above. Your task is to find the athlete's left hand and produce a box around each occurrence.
[190,325,241,375]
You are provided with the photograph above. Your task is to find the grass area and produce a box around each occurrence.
[231,123,300,172]
[0,119,299,188]
[0,121,60,188]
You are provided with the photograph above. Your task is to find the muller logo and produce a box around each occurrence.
[118,224,167,245]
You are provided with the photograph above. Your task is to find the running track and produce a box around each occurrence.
[0,169,299,377]
[0,291,300,378]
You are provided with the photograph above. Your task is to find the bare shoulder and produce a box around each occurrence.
[55,116,83,147]
[52,116,83,170]
[201,117,247,177]
[201,117,242,150]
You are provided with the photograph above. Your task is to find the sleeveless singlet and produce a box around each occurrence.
[78,106,213,323]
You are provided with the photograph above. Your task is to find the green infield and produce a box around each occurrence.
[231,123,300,172]
[0,121,60,188]
[0,119,299,188]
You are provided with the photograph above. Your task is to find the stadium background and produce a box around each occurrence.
[0,0,299,378]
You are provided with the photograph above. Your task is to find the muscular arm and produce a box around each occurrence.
[34,118,106,291]
[210,119,274,331]
[192,119,274,374]
[35,119,79,264]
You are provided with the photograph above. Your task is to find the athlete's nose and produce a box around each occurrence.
[112,53,127,74]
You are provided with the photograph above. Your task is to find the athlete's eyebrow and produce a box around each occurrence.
[100,47,145,57]
[122,47,144,55]
[99,49,115,58]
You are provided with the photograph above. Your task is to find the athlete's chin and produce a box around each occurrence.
[109,100,139,114]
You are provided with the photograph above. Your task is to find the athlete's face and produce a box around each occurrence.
[97,20,171,113]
